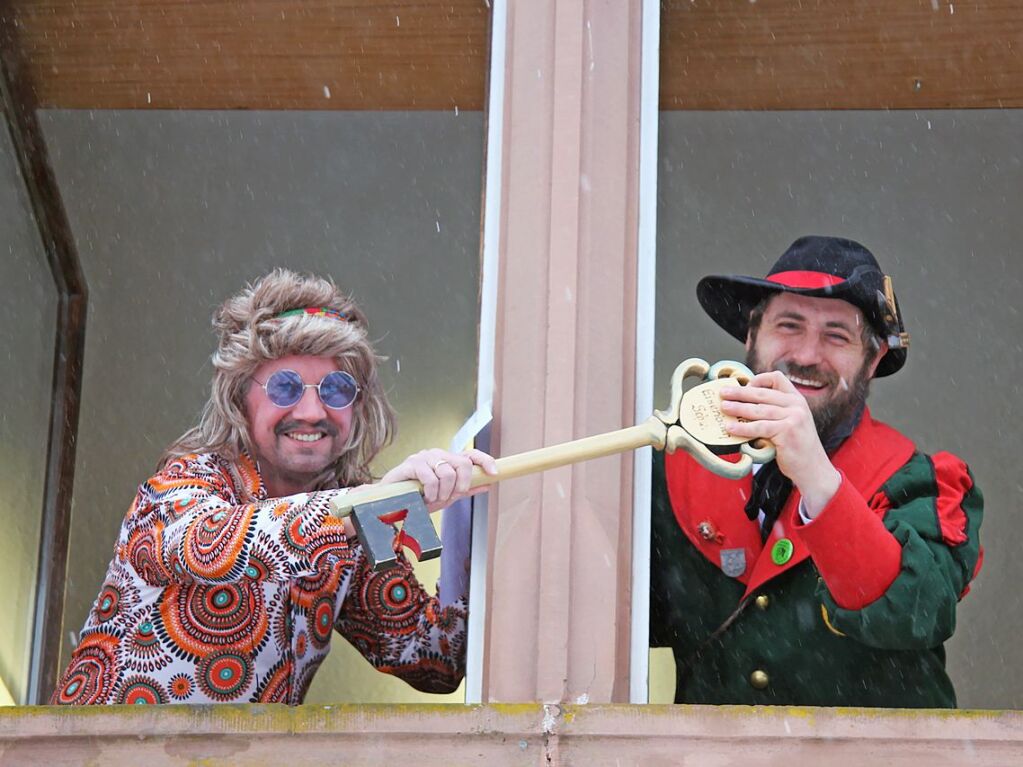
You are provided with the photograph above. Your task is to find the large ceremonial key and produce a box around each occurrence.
[331,358,775,570]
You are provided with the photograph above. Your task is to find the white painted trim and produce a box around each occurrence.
[630,0,660,705]
[463,0,508,705]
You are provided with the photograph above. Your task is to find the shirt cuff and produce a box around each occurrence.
[797,498,814,525]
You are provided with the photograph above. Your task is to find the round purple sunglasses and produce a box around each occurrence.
[254,369,360,410]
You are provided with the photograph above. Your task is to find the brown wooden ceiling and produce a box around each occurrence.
[2,1,1020,111]
[661,0,1023,110]
[1,1,491,110]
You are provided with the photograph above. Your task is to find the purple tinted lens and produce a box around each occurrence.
[265,370,304,407]
[319,371,358,409]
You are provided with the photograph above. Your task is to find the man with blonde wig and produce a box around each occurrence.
[54,269,495,705]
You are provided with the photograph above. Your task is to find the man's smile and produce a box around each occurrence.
[284,431,328,443]
[785,372,828,393]
[772,361,835,396]
[275,418,339,446]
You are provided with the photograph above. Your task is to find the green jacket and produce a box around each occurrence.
[650,411,983,707]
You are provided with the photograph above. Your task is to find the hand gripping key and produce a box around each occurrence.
[331,358,775,569]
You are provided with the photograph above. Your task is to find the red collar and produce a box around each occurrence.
[663,409,915,596]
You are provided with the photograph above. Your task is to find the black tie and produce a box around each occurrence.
[745,461,792,544]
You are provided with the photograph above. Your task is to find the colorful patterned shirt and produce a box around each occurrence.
[52,452,467,705]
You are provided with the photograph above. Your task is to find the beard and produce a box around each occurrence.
[745,346,873,443]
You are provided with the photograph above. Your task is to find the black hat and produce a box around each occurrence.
[696,235,909,377]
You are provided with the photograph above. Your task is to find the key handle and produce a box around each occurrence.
[655,358,775,479]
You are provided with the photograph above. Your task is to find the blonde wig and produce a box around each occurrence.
[162,268,396,489]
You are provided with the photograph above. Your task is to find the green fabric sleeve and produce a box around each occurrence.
[819,452,983,650]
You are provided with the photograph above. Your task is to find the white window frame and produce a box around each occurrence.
[630,0,661,704]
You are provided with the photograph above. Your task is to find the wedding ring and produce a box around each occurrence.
[432,459,451,471]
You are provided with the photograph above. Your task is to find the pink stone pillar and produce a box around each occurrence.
[481,0,642,703]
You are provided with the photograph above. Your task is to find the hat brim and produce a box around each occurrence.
[696,274,906,377]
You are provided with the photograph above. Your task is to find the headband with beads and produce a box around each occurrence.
[275,307,353,322]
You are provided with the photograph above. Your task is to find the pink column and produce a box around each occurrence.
[482,0,642,703]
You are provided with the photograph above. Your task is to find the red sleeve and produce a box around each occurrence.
[795,471,902,610]
[932,451,973,546]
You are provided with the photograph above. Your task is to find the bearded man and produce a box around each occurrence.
[650,236,983,707]
[53,269,495,705]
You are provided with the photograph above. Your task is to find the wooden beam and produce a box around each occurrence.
[2,1,489,111]
[661,0,1023,109]
[6,1,1018,112]
[0,14,88,704]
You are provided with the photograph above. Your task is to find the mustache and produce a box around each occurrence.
[772,360,838,387]
[275,419,339,437]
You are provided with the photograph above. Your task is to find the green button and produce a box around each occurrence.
[771,538,794,565]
